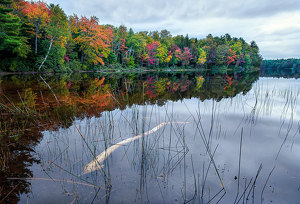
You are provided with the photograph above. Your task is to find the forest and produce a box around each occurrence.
[262,58,300,69]
[0,0,263,72]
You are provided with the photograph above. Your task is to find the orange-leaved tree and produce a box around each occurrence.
[22,1,51,54]
[71,15,113,66]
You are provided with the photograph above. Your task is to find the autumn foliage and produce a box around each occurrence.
[0,0,262,72]
[71,15,113,65]
[22,1,51,54]
[22,1,51,21]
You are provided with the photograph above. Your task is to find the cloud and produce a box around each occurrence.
[229,0,300,18]
[51,0,300,21]
[45,0,300,59]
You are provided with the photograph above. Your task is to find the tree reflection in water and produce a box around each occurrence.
[0,70,260,202]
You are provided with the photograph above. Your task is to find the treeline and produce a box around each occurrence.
[262,59,300,69]
[0,0,263,72]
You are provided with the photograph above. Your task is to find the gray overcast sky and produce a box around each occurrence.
[45,0,300,59]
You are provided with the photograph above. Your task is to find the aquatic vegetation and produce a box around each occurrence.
[21,88,37,109]
[83,122,188,174]
[1,70,299,203]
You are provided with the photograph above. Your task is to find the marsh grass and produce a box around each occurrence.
[1,74,300,203]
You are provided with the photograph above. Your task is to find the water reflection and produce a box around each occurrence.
[0,118,41,203]
[0,71,259,111]
[0,69,299,203]
[260,65,300,78]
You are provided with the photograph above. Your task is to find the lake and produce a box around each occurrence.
[0,68,300,203]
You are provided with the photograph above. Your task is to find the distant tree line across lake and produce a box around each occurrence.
[0,0,262,72]
[262,58,300,69]
[261,58,300,78]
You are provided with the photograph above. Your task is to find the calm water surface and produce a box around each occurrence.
[0,69,300,203]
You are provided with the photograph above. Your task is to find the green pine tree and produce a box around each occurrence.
[0,0,28,71]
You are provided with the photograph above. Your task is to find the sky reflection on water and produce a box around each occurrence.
[0,71,299,203]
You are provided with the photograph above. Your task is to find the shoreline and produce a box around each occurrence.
[0,67,260,76]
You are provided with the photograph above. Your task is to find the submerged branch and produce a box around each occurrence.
[83,121,189,175]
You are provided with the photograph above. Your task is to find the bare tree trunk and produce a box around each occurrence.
[38,36,55,70]
[35,25,38,54]
[121,53,124,65]
[35,18,40,55]
[0,80,3,94]
[81,50,84,64]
